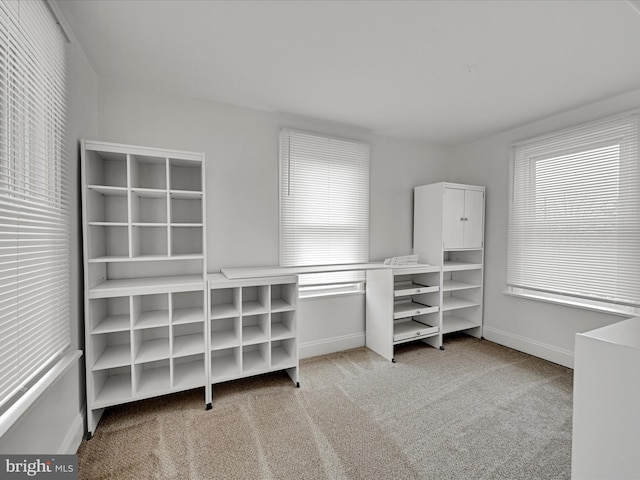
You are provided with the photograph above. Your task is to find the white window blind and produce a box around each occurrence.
[507,114,640,315]
[279,129,369,291]
[0,0,70,412]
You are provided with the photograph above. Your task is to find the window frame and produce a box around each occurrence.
[506,112,640,317]
[278,129,370,297]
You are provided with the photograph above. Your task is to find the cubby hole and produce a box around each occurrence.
[92,330,131,371]
[211,347,241,382]
[87,189,128,224]
[85,150,127,188]
[106,258,204,280]
[134,359,170,396]
[270,311,295,340]
[133,326,170,364]
[211,317,240,350]
[170,197,202,224]
[92,366,131,405]
[173,353,205,389]
[271,339,296,369]
[90,296,130,334]
[443,249,483,267]
[170,159,202,192]
[242,343,269,373]
[241,286,269,315]
[242,314,269,345]
[210,288,240,319]
[131,226,168,257]
[131,193,168,224]
[88,225,129,259]
[173,322,205,357]
[270,283,296,312]
[172,290,204,325]
[170,226,203,256]
[130,154,167,190]
[132,294,169,329]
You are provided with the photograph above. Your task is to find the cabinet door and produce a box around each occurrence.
[463,189,484,248]
[443,187,465,249]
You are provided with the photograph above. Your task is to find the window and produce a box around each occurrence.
[0,0,70,412]
[279,129,369,296]
[507,114,640,315]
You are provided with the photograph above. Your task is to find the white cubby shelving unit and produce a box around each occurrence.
[413,182,485,346]
[366,264,441,361]
[208,273,299,398]
[82,140,207,437]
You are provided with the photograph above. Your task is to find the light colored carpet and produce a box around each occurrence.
[77,335,573,479]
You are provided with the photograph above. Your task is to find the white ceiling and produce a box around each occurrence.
[57,0,640,146]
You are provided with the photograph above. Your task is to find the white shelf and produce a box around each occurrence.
[211,352,241,382]
[93,344,131,370]
[173,307,203,325]
[89,275,205,298]
[271,298,295,312]
[210,303,239,319]
[211,329,240,350]
[393,301,438,320]
[442,297,480,311]
[394,283,439,297]
[94,372,132,407]
[242,301,268,316]
[173,333,204,357]
[174,360,205,389]
[134,310,169,329]
[243,349,268,373]
[271,322,294,341]
[136,365,170,396]
[170,190,202,200]
[92,314,130,334]
[393,319,439,343]
[443,280,480,291]
[88,185,128,196]
[441,315,480,334]
[135,338,170,364]
[271,347,295,369]
[443,261,483,271]
[243,325,268,345]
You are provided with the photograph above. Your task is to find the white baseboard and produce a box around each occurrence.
[299,332,365,359]
[59,409,85,454]
[483,326,574,369]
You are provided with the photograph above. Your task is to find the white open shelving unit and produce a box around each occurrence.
[82,140,207,437]
[414,182,485,345]
[208,273,299,396]
[366,264,441,361]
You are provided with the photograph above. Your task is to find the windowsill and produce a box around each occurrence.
[0,349,82,438]
[503,289,638,318]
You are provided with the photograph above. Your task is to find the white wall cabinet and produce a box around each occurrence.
[208,274,299,396]
[443,186,484,249]
[82,140,207,437]
[414,182,485,343]
[366,265,441,361]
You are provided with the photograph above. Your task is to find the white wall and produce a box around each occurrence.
[0,36,98,453]
[446,89,640,367]
[96,78,447,357]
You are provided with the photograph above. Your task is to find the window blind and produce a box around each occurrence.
[0,0,70,411]
[507,114,640,314]
[279,129,369,289]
